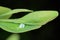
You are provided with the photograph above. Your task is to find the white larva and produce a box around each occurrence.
[19,23,25,28]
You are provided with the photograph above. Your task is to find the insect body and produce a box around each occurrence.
[19,23,25,28]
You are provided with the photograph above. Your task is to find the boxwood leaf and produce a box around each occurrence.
[0,11,58,33]
[6,34,20,40]
[0,9,33,19]
[0,6,11,19]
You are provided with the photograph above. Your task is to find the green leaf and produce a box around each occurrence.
[0,11,58,33]
[0,9,33,19]
[6,34,20,40]
[20,11,58,25]
[0,6,11,19]
[0,21,41,33]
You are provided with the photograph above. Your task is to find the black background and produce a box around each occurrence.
[0,0,60,40]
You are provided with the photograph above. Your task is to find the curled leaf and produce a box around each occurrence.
[0,9,33,18]
[0,11,58,33]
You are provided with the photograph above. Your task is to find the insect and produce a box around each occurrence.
[0,6,58,33]
[19,23,25,28]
